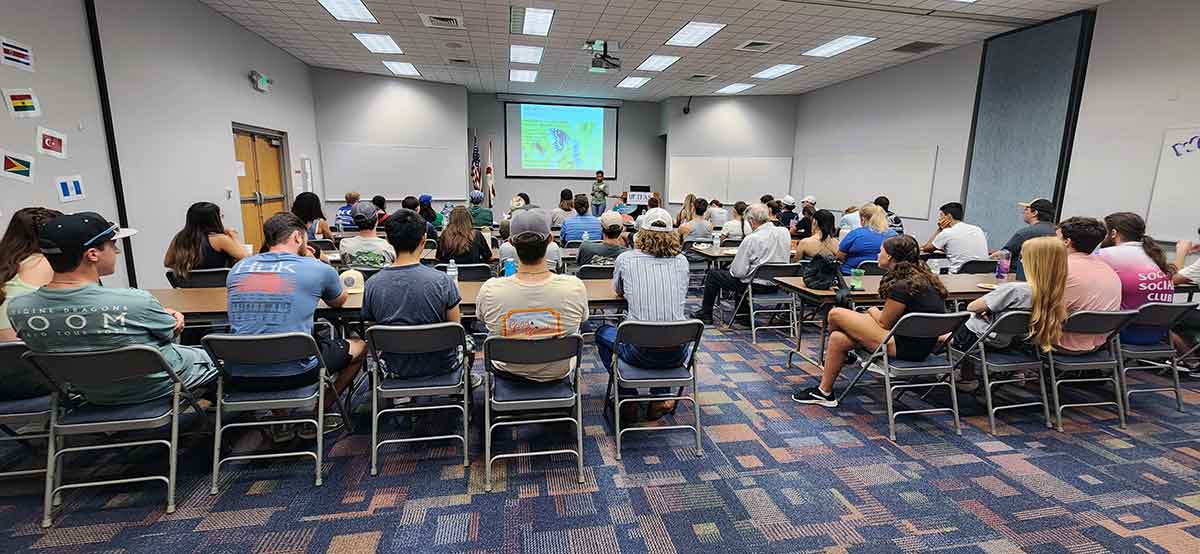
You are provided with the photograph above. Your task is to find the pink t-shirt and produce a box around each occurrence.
[1096,242,1174,344]
[1061,252,1121,352]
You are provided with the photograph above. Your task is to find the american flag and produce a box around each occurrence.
[470,133,481,192]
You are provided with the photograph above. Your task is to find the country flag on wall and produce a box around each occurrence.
[56,175,85,203]
[1,150,34,183]
[469,133,481,191]
[0,37,33,71]
[4,88,41,118]
[37,127,67,158]
[9,94,35,111]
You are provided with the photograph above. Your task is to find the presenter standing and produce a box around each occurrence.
[591,170,611,217]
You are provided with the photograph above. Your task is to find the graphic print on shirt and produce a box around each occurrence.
[228,261,299,326]
[499,307,563,337]
[10,302,131,338]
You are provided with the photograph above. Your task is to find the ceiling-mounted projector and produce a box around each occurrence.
[584,39,620,73]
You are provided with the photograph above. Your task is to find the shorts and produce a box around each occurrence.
[229,335,351,392]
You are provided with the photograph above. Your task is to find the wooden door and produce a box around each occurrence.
[233,131,286,252]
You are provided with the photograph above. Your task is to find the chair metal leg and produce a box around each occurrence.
[575,387,584,484]
[315,378,325,487]
[693,373,703,456]
[41,395,57,529]
[613,379,622,461]
[1036,362,1052,429]
[980,359,996,434]
[1171,357,1184,412]
[210,379,223,495]
[1113,343,1127,429]
[484,373,493,492]
[462,378,471,468]
[1047,355,1064,432]
[167,386,180,514]
[370,376,379,476]
[884,370,896,441]
[949,368,962,436]
[52,435,62,507]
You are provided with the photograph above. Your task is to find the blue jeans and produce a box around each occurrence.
[595,324,690,396]
[591,203,605,217]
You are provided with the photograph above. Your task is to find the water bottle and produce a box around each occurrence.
[582,231,590,242]
[447,259,459,283]
[503,258,517,277]
[995,250,1010,281]
[712,231,721,248]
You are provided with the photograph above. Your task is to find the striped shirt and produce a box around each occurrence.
[612,249,689,322]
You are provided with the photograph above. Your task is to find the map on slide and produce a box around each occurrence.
[519,104,604,170]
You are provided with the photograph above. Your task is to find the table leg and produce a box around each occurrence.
[786,294,826,370]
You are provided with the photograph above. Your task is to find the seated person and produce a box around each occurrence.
[678,197,713,242]
[1097,212,1175,345]
[498,216,562,272]
[559,195,602,243]
[1,207,61,344]
[338,201,396,268]
[838,206,860,234]
[793,235,947,406]
[956,237,1066,352]
[418,194,444,229]
[1056,217,1122,352]
[837,203,898,274]
[477,208,588,381]
[468,190,494,227]
[795,209,840,260]
[292,192,333,241]
[596,208,691,421]
[551,188,576,228]
[635,196,663,231]
[706,199,730,229]
[8,212,216,404]
[795,196,818,238]
[372,195,389,224]
[363,209,471,380]
[778,196,800,230]
[690,203,791,325]
[400,196,438,239]
[992,198,1056,279]
[721,202,750,242]
[227,213,365,431]
[1172,234,1200,367]
[922,202,989,273]
[164,202,248,279]
[436,206,493,265]
[875,196,904,235]
[335,191,360,229]
[578,211,629,266]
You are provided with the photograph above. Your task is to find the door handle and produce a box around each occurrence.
[256,191,264,205]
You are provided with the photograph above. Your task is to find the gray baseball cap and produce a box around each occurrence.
[509,207,551,240]
[350,201,380,227]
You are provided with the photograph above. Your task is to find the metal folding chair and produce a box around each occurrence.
[575,265,615,280]
[309,239,336,252]
[23,346,210,528]
[1117,302,1198,414]
[606,321,705,460]
[728,263,804,344]
[957,259,999,275]
[425,238,437,250]
[947,311,1051,433]
[720,239,742,247]
[366,323,470,475]
[1045,310,1137,431]
[351,267,381,282]
[840,312,971,441]
[435,263,493,282]
[0,342,51,480]
[202,326,351,493]
[856,260,886,275]
[165,267,230,288]
[482,335,584,492]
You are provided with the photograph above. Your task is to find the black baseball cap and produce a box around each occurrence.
[39,212,137,264]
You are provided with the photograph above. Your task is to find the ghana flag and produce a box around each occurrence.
[8,93,35,112]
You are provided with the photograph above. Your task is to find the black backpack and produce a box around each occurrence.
[804,254,852,308]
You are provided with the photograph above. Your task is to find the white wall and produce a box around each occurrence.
[467,94,664,211]
[95,0,322,288]
[1064,0,1200,226]
[792,43,983,240]
[0,0,129,286]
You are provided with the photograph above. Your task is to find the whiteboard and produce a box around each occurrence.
[731,157,793,204]
[668,156,728,203]
[668,156,792,204]
[802,146,937,219]
[1146,127,1200,242]
[320,141,464,202]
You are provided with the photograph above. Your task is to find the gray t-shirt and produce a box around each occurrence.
[577,241,628,266]
[362,264,462,377]
[498,241,562,272]
[965,282,1032,348]
[339,235,396,268]
[1003,221,1057,279]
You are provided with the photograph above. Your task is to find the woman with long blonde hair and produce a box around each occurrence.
[834,202,898,275]
[675,193,696,225]
[960,236,1066,352]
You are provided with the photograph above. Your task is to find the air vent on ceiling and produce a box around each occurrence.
[444,42,465,49]
[734,40,779,53]
[686,74,718,82]
[892,41,944,54]
[420,14,465,30]
[445,58,473,67]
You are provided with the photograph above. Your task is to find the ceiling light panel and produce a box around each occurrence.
[383,61,420,77]
[715,83,755,94]
[316,0,376,23]
[636,55,680,72]
[803,35,877,58]
[665,22,726,47]
[617,76,651,89]
[521,7,554,36]
[752,64,804,79]
[509,45,544,64]
[510,69,538,82]
[353,33,402,54]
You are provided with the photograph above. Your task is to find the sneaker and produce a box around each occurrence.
[469,372,483,389]
[646,400,677,420]
[792,386,838,407]
[689,310,714,325]
[270,424,296,444]
[298,414,344,439]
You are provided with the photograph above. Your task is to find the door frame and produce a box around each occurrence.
[232,122,293,209]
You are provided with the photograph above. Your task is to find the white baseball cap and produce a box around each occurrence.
[781,195,796,207]
[639,208,674,232]
[339,269,366,294]
[801,195,817,205]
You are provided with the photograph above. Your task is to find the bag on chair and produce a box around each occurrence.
[803,254,841,290]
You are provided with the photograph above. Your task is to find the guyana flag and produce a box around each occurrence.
[8,93,35,112]
[2,153,32,183]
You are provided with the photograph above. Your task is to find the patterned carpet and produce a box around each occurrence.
[3,322,1200,553]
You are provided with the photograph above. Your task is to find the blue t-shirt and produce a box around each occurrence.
[335,204,354,228]
[226,252,343,376]
[559,214,602,242]
[362,264,462,378]
[839,227,897,274]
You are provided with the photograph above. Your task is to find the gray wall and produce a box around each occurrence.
[312,68,467,216]
[95,0,322,288]
[0,0,130,286]
[468,94,665,212]
[792,44,983,241]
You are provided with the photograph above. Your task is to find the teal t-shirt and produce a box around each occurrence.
[7,284,215,405]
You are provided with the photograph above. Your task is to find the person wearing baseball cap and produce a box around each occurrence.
[578,211,630,266]
[417,194,443,229]
[477,207,588,382]
[778,195,800,230]
[338,201,395,268]
[468,189,494,227]
[993,198,1057,279]
[8,212,219,406]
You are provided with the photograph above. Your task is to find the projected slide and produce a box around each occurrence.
[505,103,618,178]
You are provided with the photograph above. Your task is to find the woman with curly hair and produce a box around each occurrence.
[794,234,948,407]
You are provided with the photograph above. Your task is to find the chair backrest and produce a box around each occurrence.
[564,240,584,249]
[1130,302,1199,328]
[857,260,886,275]
[958,259,998,274]
[24,345,175,388]
[720,239,742,247]
[615,320,704,352]
[435,263,493,282]
[165,268,229,289]
[1061,310,1138,338]
[682,239,713,251]
[351,267,381,282]
[483,335,583,368]
[890,312,971,339]
[0,342,51,396]
[424,238,437,250]
[366,323,466,356]
[309,239,335,252]
[202,332,323,376]
[576,265,614,280]
[982,310,1033,338]
[749,262,805,281]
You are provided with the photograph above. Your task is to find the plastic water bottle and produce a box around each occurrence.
[447,259,459,283]
[582,231,590,242]
[503,258,517,277]
[712,231,721,248]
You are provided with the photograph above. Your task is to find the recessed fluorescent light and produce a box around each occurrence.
[509,45,544,64]
[665,21,726,47]
[636,55,680,72]
[752,64,804,80]
[803,35,877,58]
[316,0,376,23]
[617,76,651,89]
[522,7,554,36]
[715,83,755,94]
[353,33,403,54]
[383,61,420,77]
[510,69,538,82]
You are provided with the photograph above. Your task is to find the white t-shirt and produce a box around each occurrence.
[932,222,990,272]
[1178,258,1200,284]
